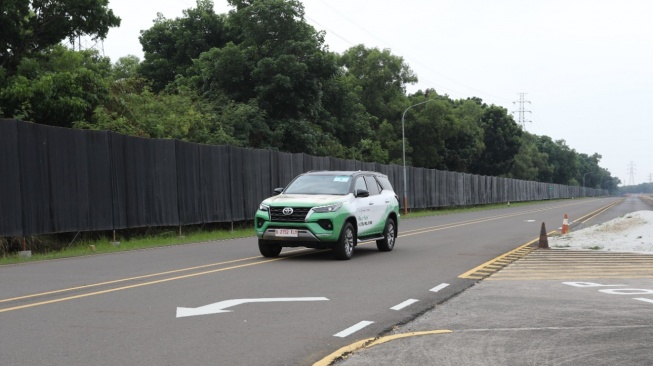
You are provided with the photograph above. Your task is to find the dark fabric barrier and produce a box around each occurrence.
[46,127,113,232]
[111,134,179,228]
[0,119,610,237]
[176,141,202,225]
[201,144,233,222]
[242,148,272,219]
[17,121,52,235]
[0,120,23,236]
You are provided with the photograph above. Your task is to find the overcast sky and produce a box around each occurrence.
[101,0,653,186]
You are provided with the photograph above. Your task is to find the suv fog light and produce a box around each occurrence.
[257,219,265,228]
[317,219,333,231]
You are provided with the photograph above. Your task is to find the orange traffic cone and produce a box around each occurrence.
[561,214,569,235]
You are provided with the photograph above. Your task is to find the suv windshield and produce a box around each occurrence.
[284,174,351,195]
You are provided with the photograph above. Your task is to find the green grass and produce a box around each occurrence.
[0,228,252,265]
[401,200,537,219]
[584,245,604,250]
[1,199,560,265]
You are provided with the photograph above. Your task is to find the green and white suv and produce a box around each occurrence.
[255,171,400,260]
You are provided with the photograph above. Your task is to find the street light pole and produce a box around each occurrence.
[582,171,592,197]
[401,99,437,215]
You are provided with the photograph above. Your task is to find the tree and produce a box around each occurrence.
[534,136,578,184]
[0,45,112,127]
[509,131,553,181]
[78,77,235,145]
[0,0,120,75]
[471,106,523,176]
[339,45,416,128]
[112,55,141,80]
[139,0,228,91]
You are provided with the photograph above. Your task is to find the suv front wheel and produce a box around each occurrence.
[376,218,396,252]
[333,222,355,260]
[258,239,282,258]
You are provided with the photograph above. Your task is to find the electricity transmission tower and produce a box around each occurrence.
[512,93,531,128]
[627,161,636,186]
[70,35,105,56]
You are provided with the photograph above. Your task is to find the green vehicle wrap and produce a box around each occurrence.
[255,171,400,260]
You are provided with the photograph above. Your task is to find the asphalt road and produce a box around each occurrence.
[0,196,641,366]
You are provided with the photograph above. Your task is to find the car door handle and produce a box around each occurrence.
[369,202,374,205]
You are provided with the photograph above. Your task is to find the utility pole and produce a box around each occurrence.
[627,161,636,186]
[512,93,531,128]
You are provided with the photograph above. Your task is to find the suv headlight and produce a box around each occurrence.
[259,203,270,211]
[312,203,342,213]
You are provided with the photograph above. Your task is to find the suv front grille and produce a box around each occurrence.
[269,207,311,222]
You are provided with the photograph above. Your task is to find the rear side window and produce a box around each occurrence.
[376,176,394,192]
[364,176,380,195]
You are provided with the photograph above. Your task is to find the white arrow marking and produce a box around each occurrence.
[176,297,328,318]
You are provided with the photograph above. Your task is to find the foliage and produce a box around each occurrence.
[0,45,112,127]
[76,77,235,145]
[0,0,120,75]
[534,136,579,184]
[1,0,618,190]
[339,45,417,128]
[470,105,523,176]
[139,0,228,92]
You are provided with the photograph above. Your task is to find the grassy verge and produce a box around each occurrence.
[0,228,252,265]
[0,199,556,265]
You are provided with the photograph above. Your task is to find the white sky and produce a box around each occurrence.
[101,0,653,186]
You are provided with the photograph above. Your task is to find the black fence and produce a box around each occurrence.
[0,119,607,237]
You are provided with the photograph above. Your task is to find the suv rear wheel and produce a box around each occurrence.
[258,239,282,258]
[333,222,355,260]
[376,218,396,252]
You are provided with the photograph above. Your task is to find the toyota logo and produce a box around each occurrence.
[282,207,294,215]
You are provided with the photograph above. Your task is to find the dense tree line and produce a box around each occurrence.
[0,0,620,192]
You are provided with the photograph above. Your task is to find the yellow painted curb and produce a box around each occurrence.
[313,330,452,366]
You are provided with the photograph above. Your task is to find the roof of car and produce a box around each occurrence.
[304,170,386,177]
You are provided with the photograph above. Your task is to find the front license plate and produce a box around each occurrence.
[275,229,298,237]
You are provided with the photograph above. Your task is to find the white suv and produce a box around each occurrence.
[254,171,400,260]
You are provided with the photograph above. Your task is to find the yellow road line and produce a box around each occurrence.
[313,330,452,366]
[0,250,318,313]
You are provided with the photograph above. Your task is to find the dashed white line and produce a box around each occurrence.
[430,283,450,293]
[390,299,419,311]
[334,321,374,338]
[634,298,653,304]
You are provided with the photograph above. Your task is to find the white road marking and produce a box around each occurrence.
[390,299,419,311]
[430,283,450,293]
[176,297,328,318]
[334,321,374,338]
[633,298,653,304]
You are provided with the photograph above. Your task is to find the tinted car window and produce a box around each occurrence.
[284,174,351,195]
[364,176,380,195]
[355,176,368,193]
[376,176,394,192]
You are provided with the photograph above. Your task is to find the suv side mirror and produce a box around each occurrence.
[355,189,370,198]
[273,187,284,196]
